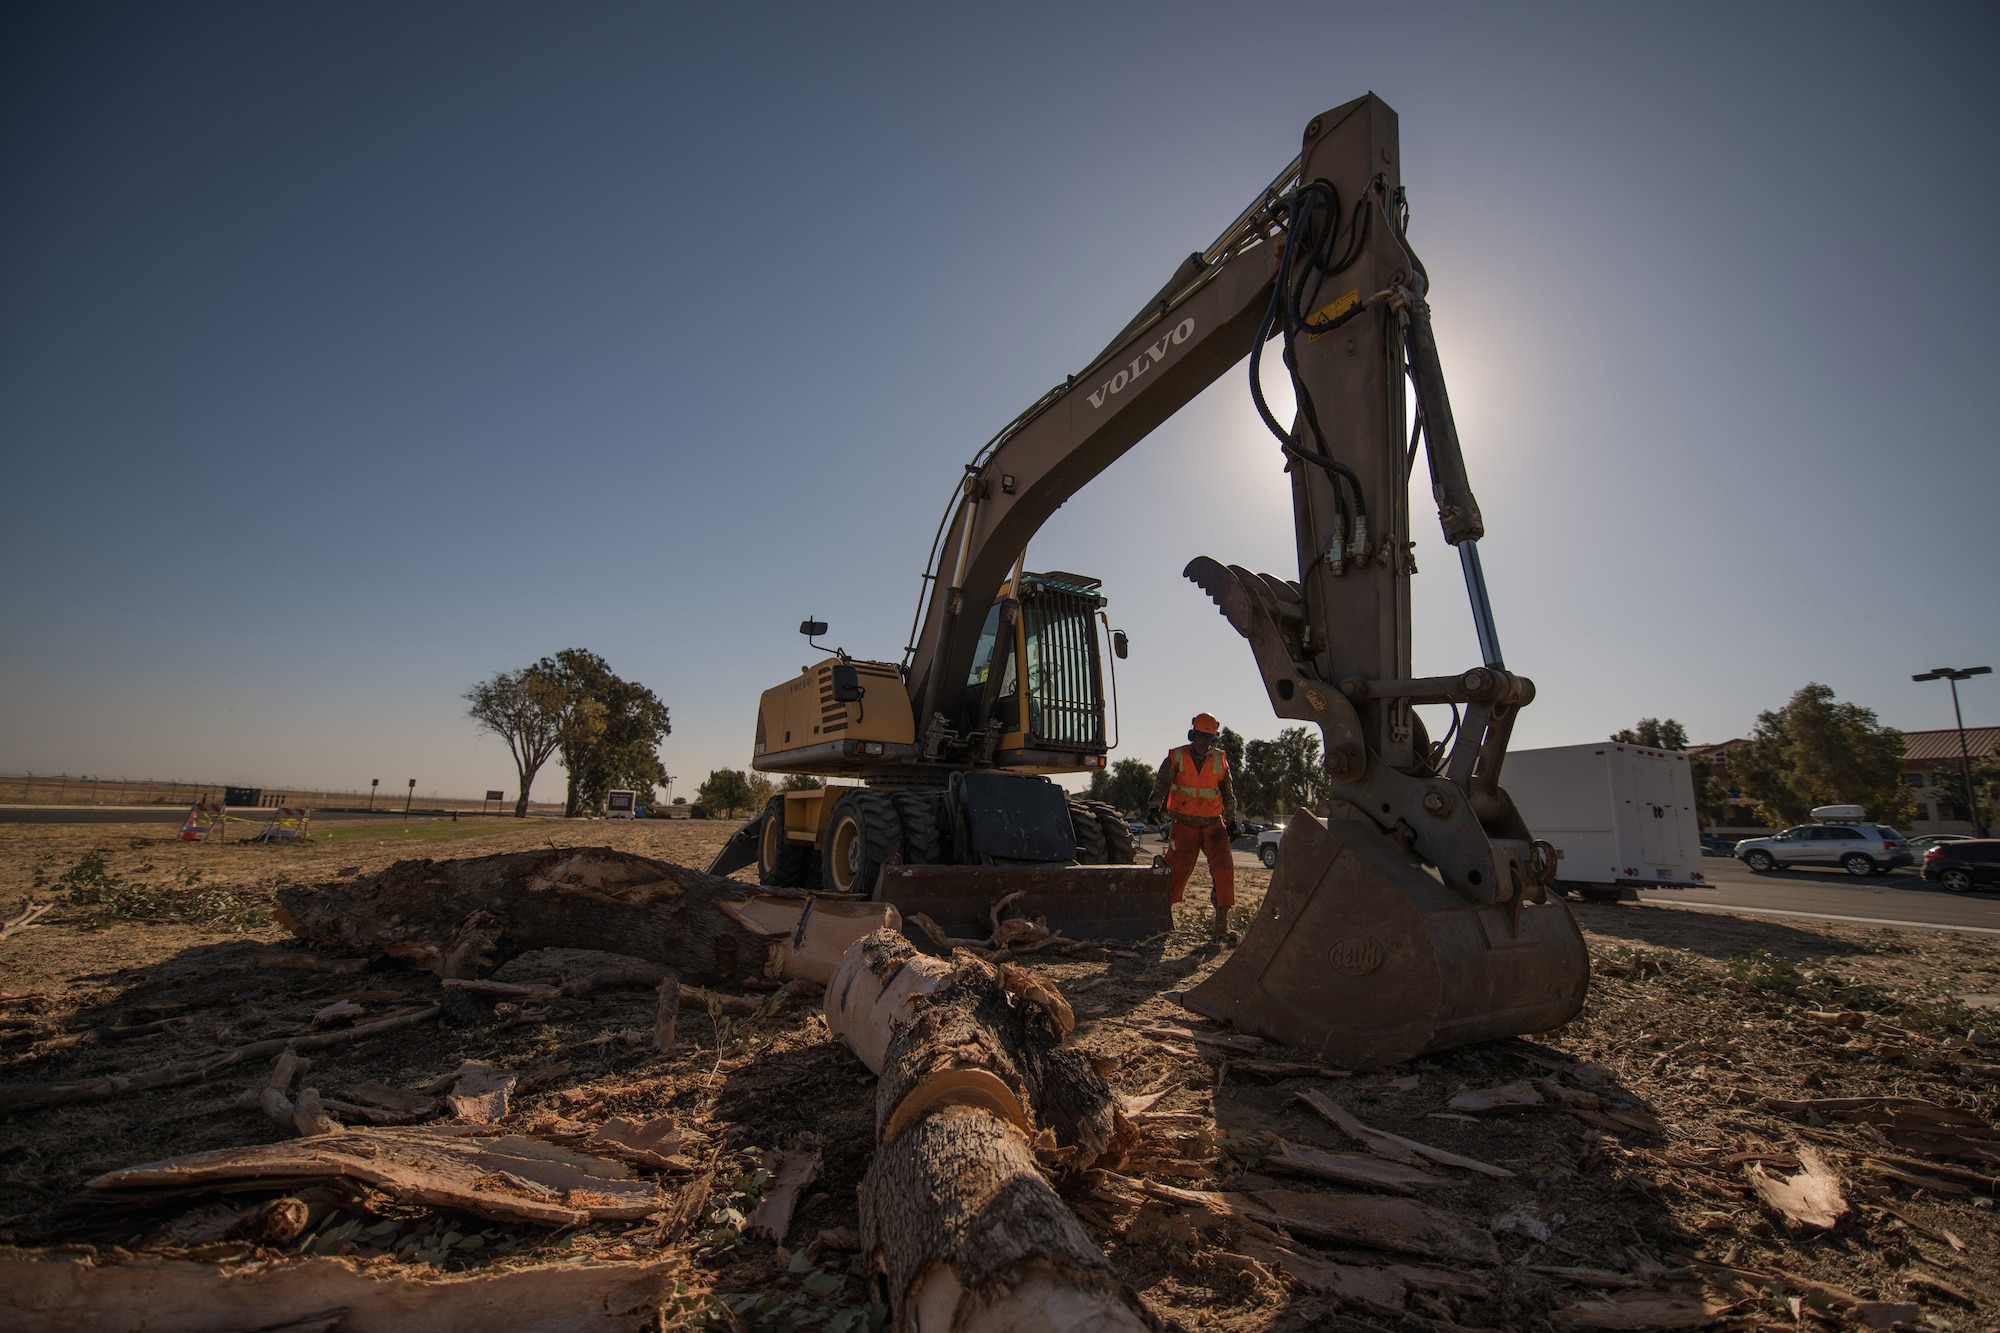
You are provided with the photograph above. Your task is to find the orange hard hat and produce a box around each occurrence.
[1191,712,1221,735]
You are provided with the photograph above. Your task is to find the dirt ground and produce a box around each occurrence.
[4,817,1999,1331]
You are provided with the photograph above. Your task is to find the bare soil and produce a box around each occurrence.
[4,819,1998,1331]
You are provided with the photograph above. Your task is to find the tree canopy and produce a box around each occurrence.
[1732,683,1912,826]
[698,769,756,818]
[468,650,670,818]
[1238,726,1328,820]
[1086,758,1157,816]
[1611,717,1691,751]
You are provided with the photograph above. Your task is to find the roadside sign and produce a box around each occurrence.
[485,790,504,802]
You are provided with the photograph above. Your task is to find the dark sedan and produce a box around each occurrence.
[1921,840,2000,893]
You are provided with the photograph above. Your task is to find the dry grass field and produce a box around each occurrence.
[3,818,1999,1330]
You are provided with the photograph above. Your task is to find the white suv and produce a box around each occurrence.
[1736,823,1913,876]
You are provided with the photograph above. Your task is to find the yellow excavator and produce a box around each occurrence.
[709,93,1588,1066]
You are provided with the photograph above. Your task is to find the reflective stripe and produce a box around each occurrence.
[1164,745,1227,818]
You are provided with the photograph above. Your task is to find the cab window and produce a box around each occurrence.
[965,604,1003,689]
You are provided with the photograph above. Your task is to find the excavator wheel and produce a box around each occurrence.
[890,790,944,865]
[1068,799,1108,864]
[1089,802,1136,864]
[824,789,904,894]
[757,795,819,889]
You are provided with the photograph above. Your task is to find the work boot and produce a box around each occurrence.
[1209,905,1230,943]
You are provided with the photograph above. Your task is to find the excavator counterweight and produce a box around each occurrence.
[715,93,1589,1060]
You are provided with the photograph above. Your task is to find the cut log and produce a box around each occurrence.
[645,971,677,1056]
[860,1106,1150,1332]
[827,932,1152,1331]
[1746,1145,1849,1231]
[87,1127,664,1226]
[0,1249,679,1333]
[715,895,901,985]
[274,847,805,984]
[746,1135,822,1243]
[1293,1089,1514,1178]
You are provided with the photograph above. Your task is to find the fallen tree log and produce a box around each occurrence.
[827,932,1151,1331]
[275,848,894,987]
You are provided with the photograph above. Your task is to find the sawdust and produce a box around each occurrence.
[4,818,1999,1329]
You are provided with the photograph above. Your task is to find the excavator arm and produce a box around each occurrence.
[897,93,1585,1064]
[899,162,1294,756]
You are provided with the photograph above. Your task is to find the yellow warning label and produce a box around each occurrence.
[1306,289,1363,341]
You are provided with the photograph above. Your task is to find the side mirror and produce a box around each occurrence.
[799,619,829,638]
[1112,629,1129,660]
[830,662,863,703]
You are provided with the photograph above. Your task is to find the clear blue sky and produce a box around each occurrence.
[3,2,1995,803]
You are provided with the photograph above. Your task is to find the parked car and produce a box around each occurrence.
[1909,833,1977,856]
[1699,835,1738,858]
[1256,827,1283,868]
[1921,840,2000,893]
[1126,819,1149,839]
[1735,823,1913,876]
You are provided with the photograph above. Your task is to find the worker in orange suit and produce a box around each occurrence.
[1148,713,1240,942]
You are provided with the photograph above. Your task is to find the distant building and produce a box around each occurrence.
[1687,728,1997,835]
[1900,726,1999,834]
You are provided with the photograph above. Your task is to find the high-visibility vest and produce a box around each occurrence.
[1165,746,1227,819]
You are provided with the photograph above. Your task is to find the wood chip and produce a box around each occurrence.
[1448,1081,1545,1113]
[1552,1292,1719,1329]
[309,1000,363,1025]
[1746,1146,1849,1231]
[1904,1271,1973,1304]
[291,1087,338,1137]
[1528,1265,1649,1289]
[87,1128,664,1225]
[1293,1090,1514,1178]
[1259,1135,1448,1194]
[1234,1235,1406,1315]
[747,1135,822,1243]
[444,1061,516,1124]
[583,1114,687,1170]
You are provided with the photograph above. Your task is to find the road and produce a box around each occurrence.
[1137,831,2000,936]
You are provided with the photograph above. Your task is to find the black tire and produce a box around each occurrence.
[1068,799,1108,864]
[890,790,944,865]
[1089,802,1136,864]
[823,788,903,894]
[1842,853,1874,877]
[1941,868,1974,893]
[1743,850,1776,872]
[1578,887,1623,904]
[757,796,819,889]
[1260,843,1279,869]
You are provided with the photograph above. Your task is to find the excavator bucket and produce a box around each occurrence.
[1181,810,1588,1066]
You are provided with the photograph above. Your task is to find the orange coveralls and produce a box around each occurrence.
[1151,745,1238,908]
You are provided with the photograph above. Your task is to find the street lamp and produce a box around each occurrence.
[404,778,416,818]
[368,778,379,811]
[1913,666,1992,837]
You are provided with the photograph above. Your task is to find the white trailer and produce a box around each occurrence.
[1504,743,1708,902]
[605,790,638,820]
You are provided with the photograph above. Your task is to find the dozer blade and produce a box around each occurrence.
[875,862,1173,948]
[1182,811,1588,1066]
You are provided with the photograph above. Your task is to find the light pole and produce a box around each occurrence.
[1913,666,1992,837]
[368,778,378,811]
[404,778,416,819]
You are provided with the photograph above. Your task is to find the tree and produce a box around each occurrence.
[1931,754,2000,834]
[1732,683,1913,827]
[1241,726,1327,819]
[1612,718,1691,751]
[698,769,756,818]
[540,649,672,817]
[783,775,824,791]
[465,666,567,818]
[1086,758,1157,816]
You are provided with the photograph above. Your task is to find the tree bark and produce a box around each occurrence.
[827,932,1149,1331]
[275,848,801,984]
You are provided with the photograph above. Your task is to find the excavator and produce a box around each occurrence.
[709,93,1589,1065]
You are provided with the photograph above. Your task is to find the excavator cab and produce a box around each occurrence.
[961,571,1113,773]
